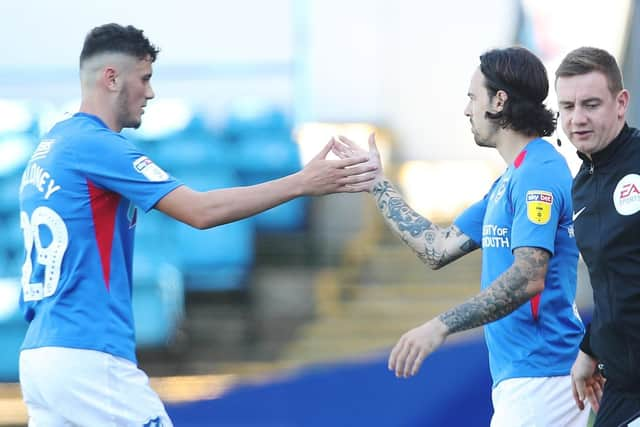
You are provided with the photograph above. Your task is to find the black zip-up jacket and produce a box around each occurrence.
[573,123,640,394]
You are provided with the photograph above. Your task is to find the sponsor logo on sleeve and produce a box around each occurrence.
[613,174,640,216]
[526,190,553,225]
[133,156,169,182]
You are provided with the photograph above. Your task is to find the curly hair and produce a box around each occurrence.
[80,23,160,66]
[480,47,556,137]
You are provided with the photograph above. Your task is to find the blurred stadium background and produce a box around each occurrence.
[0,0,639,425]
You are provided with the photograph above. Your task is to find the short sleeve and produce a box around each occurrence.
[72,130,182,212]
[454,197,488,246]
[453,177,502,246]
[509,163,566,254]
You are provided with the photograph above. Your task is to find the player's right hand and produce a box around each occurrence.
[388,317,448,378]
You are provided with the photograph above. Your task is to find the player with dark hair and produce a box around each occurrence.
[18,23,377,425]
[334,47,587,425]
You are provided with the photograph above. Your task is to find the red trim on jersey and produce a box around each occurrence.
[514,150,527,168]
[530,294,541,321]
[87,180,121,291]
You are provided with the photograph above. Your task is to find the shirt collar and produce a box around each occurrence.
[577,123,633,164]
[73,112,110,129]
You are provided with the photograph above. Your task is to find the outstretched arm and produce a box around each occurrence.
[156,139,378,229]
[333,134,478,269]
[388,246,549,377]
[372,179,478,269]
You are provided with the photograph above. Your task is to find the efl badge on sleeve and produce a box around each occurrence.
[526,190,553,224]
[133,156,169,182]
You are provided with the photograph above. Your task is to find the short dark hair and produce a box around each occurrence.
[555,46,623,94]
[479,47,556,137]
[80,23,160,66]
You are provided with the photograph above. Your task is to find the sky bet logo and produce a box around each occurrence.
[527,192,553,204]
[526,190,553,225]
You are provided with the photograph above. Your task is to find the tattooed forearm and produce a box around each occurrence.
[372,179,478,268]
[439,247,549,334]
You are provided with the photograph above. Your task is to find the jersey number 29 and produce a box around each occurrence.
[21,207,69,302]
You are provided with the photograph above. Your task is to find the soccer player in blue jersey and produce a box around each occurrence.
[17,23,377,426]
[333,47,588,426]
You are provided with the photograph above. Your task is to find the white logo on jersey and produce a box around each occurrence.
[20,162,61,199]
[133,156,169,182]
[21,207,69,302]
[613,174,640,216]
[31,139,56,161]
[482,224,510,248]
[572,207,586,222]
[491,177,509,202]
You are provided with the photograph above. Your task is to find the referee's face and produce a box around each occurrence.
[556,71,628,157]
[464,68,498,148]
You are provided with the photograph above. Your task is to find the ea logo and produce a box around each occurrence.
[613,174,640,215]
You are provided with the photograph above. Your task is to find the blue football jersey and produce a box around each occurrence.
[18,113,182,363]
[454,138,584,387]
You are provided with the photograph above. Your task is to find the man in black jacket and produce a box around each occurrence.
[556,46,640,427]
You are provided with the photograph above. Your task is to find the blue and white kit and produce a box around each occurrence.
[19,112,182,363]
[454,138,584,387]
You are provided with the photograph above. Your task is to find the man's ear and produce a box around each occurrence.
[493,89,508,112]
[102,66,119,91]
[616,89,630,119]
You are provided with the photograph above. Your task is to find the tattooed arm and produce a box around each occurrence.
[388,246,549,377]
[438,246,548,332]
[331,134,478,269]
[372,178,478,269]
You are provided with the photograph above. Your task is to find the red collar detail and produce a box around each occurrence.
[514,150,527,168]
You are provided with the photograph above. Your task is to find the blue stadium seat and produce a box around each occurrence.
[0,213,24,277]
[139,130,256,291]
[151,132,228,171]
[0,133,37,169]
[223,100,290,140]
[0,171,23,219]
[0,134,36,218]
[132,256,185,348]
[171,168,255,291]
[232,135,308,231]
[0,277,27,381]
[132,208,185,348]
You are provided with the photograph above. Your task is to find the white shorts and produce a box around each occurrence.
[20,347,173,427]
[491,375,590,427]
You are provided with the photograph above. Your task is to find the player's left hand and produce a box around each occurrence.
[388,318,448,378]
[331,133,384,193]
